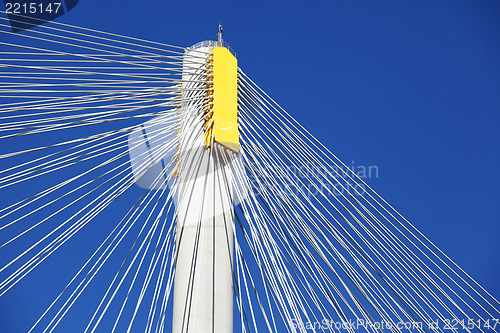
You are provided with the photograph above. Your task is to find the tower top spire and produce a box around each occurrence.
[217,24,223,46]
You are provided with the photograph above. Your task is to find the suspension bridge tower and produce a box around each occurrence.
[172,28,239,333]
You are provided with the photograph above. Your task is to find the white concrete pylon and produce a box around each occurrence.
[171,41,235,333]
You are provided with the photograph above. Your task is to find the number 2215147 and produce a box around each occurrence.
[5,2,62,15]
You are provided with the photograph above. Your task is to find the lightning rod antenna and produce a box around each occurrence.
[217,24,223,46]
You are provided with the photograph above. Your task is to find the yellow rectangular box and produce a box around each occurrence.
[210,46,240,152]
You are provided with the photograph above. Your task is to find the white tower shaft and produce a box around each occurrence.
[171,43,234,333]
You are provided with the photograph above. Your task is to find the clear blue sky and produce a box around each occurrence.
[1,0,499,331]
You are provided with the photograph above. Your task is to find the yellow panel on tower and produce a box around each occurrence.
[209,46,240,153]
